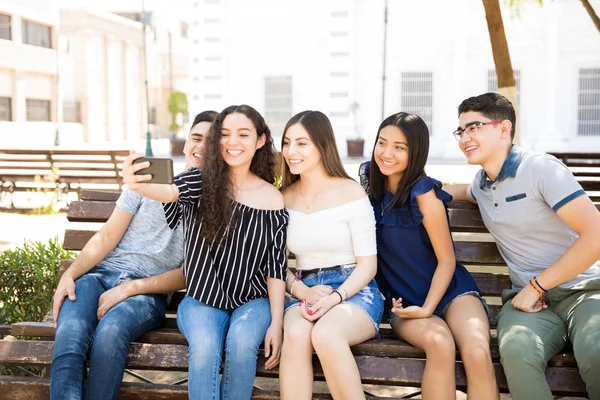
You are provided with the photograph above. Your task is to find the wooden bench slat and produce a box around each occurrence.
[0,165,121,172]
[63,230,103,250]
[67,201,116,222]
[0,341,586,395]
[0,376,349,400]
[12,320,576,368]
[80,189,122,202]
[0,149,130,156]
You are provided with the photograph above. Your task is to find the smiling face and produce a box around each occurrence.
[373,125,410,183]
[183,121,211,169]
[219,112,266,169]
[457,110,511,166]
[281,123,323,176]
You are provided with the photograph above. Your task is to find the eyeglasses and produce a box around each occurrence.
[452,121,502,141]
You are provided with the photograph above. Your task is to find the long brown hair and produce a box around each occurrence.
[280,110,351,190]
[369,112,429,209]
[200,105,275,241]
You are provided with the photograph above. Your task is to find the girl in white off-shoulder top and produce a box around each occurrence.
[279,110,384,399]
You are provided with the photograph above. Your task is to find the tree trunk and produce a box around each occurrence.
[580,0,600,33]
[482,0,520,144]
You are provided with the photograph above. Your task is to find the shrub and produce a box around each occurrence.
[0,237,74,325]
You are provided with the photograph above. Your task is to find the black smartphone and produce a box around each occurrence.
[133,157,174,184]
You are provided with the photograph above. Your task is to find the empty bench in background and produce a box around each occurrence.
[0,190,595,399]
[0,149,129,205]
[550,151,600,202]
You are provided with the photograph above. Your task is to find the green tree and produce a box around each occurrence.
[167,91,188,133]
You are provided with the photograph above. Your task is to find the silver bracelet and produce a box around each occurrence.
[339,287,348,300]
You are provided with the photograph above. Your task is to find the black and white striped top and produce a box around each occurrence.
[163,168,289,310]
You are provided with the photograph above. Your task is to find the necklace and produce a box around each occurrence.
[298,184,312,213]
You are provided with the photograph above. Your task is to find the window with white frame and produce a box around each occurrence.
[26,99,51,121]
[22,20,52,48]
[0,97,11,121]
[488,69,521,105]
[0,14,11,41]
[401,72,433,133]
[578,68,600,137]
[264,76,292,137]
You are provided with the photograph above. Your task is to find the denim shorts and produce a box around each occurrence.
[389,290,488,324]
[284,264,384,335]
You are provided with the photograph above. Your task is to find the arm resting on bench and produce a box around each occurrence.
[443,183,476,203]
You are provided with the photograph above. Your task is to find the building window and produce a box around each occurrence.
[0,97,11,121]
[22,20,52,49]
[63,101,81,123]
[26,99,51,121]
[401,71,433,133]
[264,76,292,137]
[0,14,11,41]
[180,21,189,38]
[488,69,521,105]
[578,68,600,137]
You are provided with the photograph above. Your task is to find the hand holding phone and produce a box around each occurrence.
[132,157,174,184]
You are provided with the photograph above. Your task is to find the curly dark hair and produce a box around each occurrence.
[199,104,276,242]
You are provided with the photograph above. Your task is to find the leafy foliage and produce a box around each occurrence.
[0,237,74,325]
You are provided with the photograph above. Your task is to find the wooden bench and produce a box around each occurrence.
[549,151,600,202]
[1,190,596,399]
[0,149,129,206]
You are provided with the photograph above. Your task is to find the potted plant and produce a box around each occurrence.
[346,101,365,158]
[167,91,188,156]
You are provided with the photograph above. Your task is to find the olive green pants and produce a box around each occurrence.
[497,279,600,400]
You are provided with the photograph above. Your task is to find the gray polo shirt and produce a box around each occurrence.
[471,145,600,290]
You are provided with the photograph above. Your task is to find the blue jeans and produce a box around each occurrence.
[177,295,272,400]
[50,266,167,400]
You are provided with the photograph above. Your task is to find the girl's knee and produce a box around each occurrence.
[423,330,456,361]
[460,342,493,370]
[311,323,345,353]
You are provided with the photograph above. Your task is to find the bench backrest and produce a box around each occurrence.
[0,149,129,185]
[62,190,600,328]
[549,152,600,201]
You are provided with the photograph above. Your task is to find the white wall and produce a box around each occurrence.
[187,0,600,160]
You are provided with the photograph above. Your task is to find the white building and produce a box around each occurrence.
[187,0,600,159]
[0,0,59,147]
[0,0,190,148]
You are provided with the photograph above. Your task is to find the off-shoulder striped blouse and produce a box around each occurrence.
[163,168,289,310]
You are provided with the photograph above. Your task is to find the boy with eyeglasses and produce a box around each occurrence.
[445,92,600,400]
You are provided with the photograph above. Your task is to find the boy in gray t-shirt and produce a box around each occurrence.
[446,93,600,400]
[50,110,216,400]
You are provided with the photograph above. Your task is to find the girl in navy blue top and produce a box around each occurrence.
[361,112,499,400]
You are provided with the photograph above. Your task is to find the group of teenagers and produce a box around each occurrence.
[49,92,600,400]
